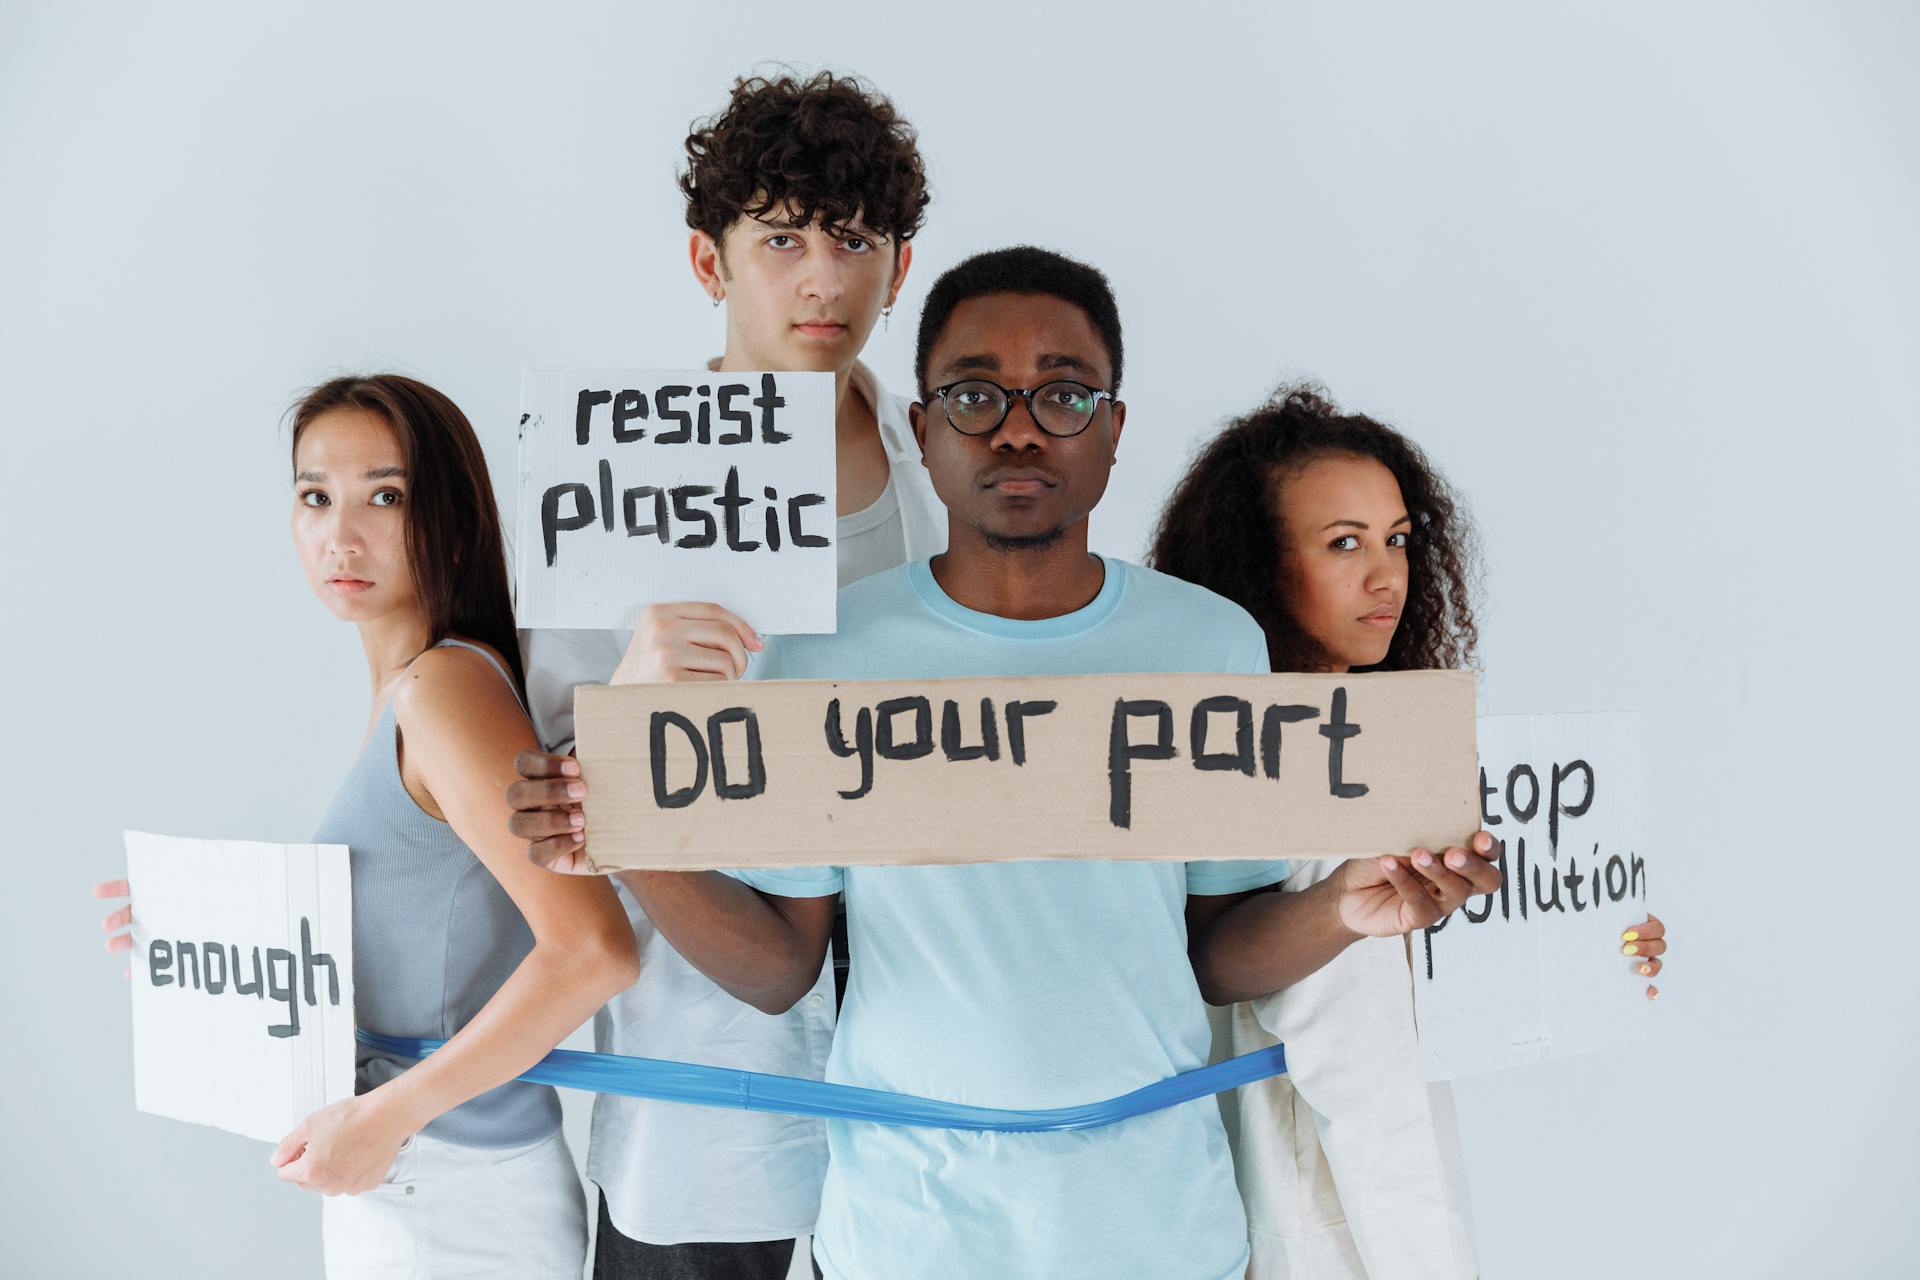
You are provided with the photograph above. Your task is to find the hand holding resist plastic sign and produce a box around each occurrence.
[574,671,1478,869]
[516,368,837,633]
[124,832,355,1143]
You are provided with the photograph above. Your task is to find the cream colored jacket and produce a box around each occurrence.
[1215,859,1479,1279]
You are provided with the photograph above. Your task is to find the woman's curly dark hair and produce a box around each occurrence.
[1148,385,1481,674]
[681,71,929,248]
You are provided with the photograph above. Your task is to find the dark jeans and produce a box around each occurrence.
[592,1195,815,1279]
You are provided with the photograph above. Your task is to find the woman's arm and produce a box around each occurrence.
[272,645,638,1194]
[1188,836,1502,1006]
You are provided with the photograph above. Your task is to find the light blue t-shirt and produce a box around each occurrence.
[736,557,1289,1280]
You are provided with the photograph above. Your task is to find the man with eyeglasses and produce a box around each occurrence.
[515,246,1500,1279]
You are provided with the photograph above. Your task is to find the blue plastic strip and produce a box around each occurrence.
[357,1030,1286,1134]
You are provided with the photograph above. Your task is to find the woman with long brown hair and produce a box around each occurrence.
[95,374,637,1277]
[1150,385,1666,1279]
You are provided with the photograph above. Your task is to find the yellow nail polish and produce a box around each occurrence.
[1639,963,1653,976]
[1621,930,1639,942]
[1622,944,1639,956]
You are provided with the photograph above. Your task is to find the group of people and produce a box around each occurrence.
[94,71,1667,1280]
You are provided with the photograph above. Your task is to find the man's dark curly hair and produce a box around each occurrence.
[915,246,1124,398]
[1148,385,1480,674]
[681,71,929,251]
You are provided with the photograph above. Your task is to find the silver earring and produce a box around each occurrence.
[712,295,722,308]
[883,306,893,331]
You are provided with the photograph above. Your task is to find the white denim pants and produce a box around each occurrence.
[321,1130,588,1279]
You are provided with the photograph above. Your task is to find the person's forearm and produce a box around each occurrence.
[614,869,823,1013]
[1191,876,1363,1005]
[364,932,638,1135]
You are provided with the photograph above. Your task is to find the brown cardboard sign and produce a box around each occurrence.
[575,671,1478,870]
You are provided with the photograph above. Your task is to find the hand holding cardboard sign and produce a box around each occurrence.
[1331,832,1503,937]
[270,1093,414,1196]
[508,751,596,875]
[611,601,765,684]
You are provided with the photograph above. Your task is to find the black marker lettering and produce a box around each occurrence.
[1506,764,1540,823]
[177,941,201,990]
[149,940,174,987]
[598,459,615,532]
[301,917,339,1007]
[716,384,753,444]
[941,698,1001,762]
[755,373,789,442]
[715,467,759,552]
[824,700,874,800]
[649,711,709,809]
[1479,766,1502,826]
[540,482,595,566]
[654,385,693,443]
[1605,853,1628,902]
[1259,704,1317,780]
[1191,696,1255,775]
[1319,687,1369,798]
[1109,699,1176,829]
[202,940,228,994]
[695,387,712,444]
[876,697,934,760]
[612,389,648,442]
[233,945,262,997]
[1563,855,1587,911]
[762,487,782,551]
[266,948,300,1038]
[1006,700,1057,765]
[788,494,828,548]
[575,388,611,445]
[707,707,767,800]
[624,486,667,542]
[671,484,717,548]
[1548,759,1595,851]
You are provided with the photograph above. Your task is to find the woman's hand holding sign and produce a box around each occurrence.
[1621,912,1667,1000]
[1330,832,1505,937]
[270,1094,414,1196]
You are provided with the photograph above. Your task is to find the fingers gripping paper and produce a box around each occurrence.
[124,832,356,1142]
[575,671,1478,869]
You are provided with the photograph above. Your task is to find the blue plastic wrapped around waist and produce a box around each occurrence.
[357,1029,1286,1134]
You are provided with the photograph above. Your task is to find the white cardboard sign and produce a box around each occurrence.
[1413,713,1649,1080]
[515,368,837,633]
[124,831,356,1142]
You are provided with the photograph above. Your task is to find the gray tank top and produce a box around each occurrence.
[312,638,560,1148]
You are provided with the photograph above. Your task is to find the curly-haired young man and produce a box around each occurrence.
[519,71,944,1280]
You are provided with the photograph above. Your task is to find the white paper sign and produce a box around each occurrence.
[1413,713,1649,1080]
[515,368,838,633]
[125,831,356,1143]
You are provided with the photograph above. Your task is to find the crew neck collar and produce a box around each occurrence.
[907,555,1124,639]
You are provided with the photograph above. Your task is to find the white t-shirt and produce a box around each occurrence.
[520,362,944,1245]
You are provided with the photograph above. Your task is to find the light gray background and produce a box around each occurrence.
[5,3,1915,1276]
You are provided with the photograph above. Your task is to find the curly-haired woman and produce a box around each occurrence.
[1150,386,1667,1280]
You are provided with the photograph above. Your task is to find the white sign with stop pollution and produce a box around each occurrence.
[1414,712,1650,1079]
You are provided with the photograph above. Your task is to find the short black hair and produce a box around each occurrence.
[681,71,930,249]
[915,246,1124,398]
